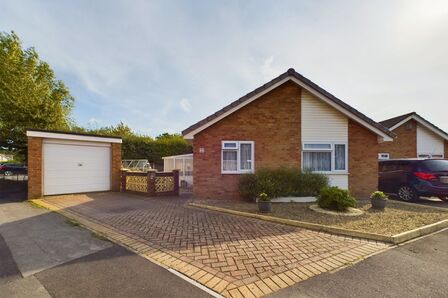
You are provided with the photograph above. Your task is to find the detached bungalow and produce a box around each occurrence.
[379,112,448,159]
[182,68,394,200]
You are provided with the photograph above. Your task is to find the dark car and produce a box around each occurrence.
[379,159,448,202]
[0,163,28,176]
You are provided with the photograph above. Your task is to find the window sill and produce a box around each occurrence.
[311,171,349,175]
[221,171,254,175]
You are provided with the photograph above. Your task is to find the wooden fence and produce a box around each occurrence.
[121,170,179,196]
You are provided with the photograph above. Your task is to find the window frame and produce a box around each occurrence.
[301,142,348,174]
[221,141,255,174]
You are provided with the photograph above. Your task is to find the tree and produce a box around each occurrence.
[0,31,74,158]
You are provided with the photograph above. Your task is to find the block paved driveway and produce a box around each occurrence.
[37,193,390,297]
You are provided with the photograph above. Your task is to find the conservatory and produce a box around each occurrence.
[162,153,193,189]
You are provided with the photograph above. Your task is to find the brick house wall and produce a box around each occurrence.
[378,120,417,158]
[348,119,379,198]
[27,136,43,199]
[445,141,448,158]
[193,81,302,200]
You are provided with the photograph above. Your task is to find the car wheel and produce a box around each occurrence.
[398,186,418,201]
[438,196,448,202]
[4,170,13,176]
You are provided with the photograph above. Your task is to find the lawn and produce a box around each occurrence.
[195,199,448,236]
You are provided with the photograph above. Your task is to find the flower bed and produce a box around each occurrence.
[194,199,448,237]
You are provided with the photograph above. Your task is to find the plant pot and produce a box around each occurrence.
[371,198,387,210]
[258,201,272,213]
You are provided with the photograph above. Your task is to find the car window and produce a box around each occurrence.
[420,160,448,172]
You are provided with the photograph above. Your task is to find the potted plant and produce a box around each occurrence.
[258,192,272,213]
[370,191,388,210]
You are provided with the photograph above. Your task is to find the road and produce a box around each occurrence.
[0,189,211,298]
[269,228,448,298]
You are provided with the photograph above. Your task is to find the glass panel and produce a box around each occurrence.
[223,150,237,171]
[223,142,238,149]
[240,143,252,170]
[184,158,193,176]
[304,144,331,150]
[303,151,331,171]
[335,144,346,170]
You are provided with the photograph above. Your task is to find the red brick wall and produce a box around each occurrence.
[445,141,448,159]
[193,81,302,200]
[348,119,380,198]
[27,137,43,199]
[378,120,417,158]
[111,143,122,191]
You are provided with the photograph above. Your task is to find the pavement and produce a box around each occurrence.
[36,193,389,297]
[0,188,211,298]
[269,228,448,298]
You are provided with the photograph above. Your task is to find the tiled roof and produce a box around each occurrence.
[380,112,448,139]
[182,68,394,138]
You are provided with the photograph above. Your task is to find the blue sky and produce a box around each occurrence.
[1,0,448,136]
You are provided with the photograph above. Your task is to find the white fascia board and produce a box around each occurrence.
[26,130,122,143]
[184,76,393,141]
[390,115,448,141]
[162,153,193,159]
[183,77,291,140]
[289,77,393,142]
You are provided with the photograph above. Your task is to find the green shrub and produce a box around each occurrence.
[238,167,329,200]
[258,192,270,201]
[317,187,357,211]
[238,174,258,200]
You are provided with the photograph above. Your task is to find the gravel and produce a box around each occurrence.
[197,199,448,236]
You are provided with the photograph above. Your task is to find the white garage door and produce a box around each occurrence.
[43,140,111,195]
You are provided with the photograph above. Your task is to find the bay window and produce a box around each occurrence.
[302,143,347,173]
[222,141,254,174]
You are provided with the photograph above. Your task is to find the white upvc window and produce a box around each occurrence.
[302,142,347,173]
[221,141,254,174]
[378,153,390,160]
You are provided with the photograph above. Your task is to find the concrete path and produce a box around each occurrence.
[0,199,211,298]
[269,229,448,298]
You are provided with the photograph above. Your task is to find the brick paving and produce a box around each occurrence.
[35,193,390,297]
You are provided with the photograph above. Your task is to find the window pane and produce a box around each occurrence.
[240,143,252,170]
[304,144,331,149]
[223,150,237,171]
[335,144,346,170]
[223,142,237,148]
[303,151,331,171]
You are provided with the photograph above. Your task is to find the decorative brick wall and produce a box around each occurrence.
[348,119,379,198]
[111,143,122,191]
[193,81,302,200]
[27,136,43,199]
[378,120,417,158]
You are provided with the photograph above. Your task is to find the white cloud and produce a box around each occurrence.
[179,98,192,113]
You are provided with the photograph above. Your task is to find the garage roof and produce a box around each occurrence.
[26,129,122,143]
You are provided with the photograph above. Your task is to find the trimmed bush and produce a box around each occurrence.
[238,167,329,201]
[317,187,357,211]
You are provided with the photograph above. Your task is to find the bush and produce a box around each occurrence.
[317,187,357,211]
[238,167,329,201]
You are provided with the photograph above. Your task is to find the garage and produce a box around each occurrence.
[26,130,122,199]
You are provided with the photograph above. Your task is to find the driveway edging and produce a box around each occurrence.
[189,203,448,244]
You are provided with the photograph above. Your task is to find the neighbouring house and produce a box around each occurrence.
[26,129,122,199]
[182,68,395,200]
[379,112,448,159]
